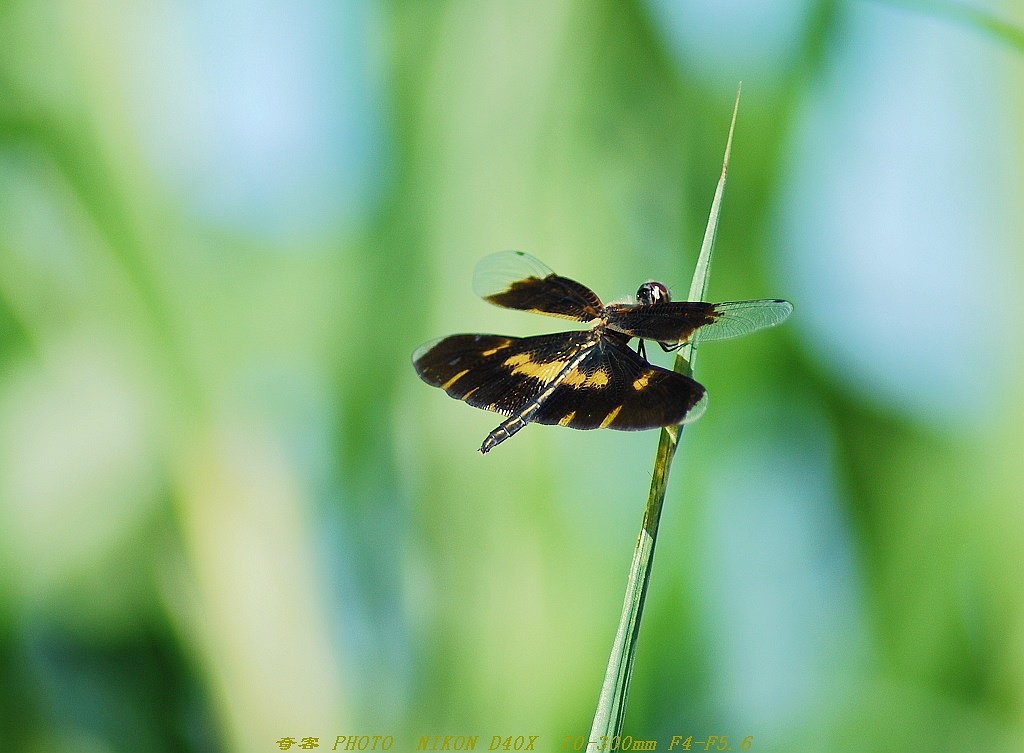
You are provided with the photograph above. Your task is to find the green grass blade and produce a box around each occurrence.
[586,86,741,749]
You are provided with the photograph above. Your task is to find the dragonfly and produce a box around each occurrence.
[412,251,792,454]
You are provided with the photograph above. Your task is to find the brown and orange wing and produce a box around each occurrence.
[413,330,707,432]
[472,250,605,322]
[605,299,793,344]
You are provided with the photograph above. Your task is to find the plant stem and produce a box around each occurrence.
[586,86,741,749]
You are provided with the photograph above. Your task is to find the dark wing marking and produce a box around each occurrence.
[605,299,792,343]
[412,331,592,417]
[604,300,719,343]
[530,336,707,431]
[472,250,605,322]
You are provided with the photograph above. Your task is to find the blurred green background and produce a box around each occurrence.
[2,0,1024,751]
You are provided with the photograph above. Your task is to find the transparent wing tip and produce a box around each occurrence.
[697,299,794,342]
[472,250,555,299]
[680,390,709,425]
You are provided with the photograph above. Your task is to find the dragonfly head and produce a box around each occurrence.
[636,281,671,306]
